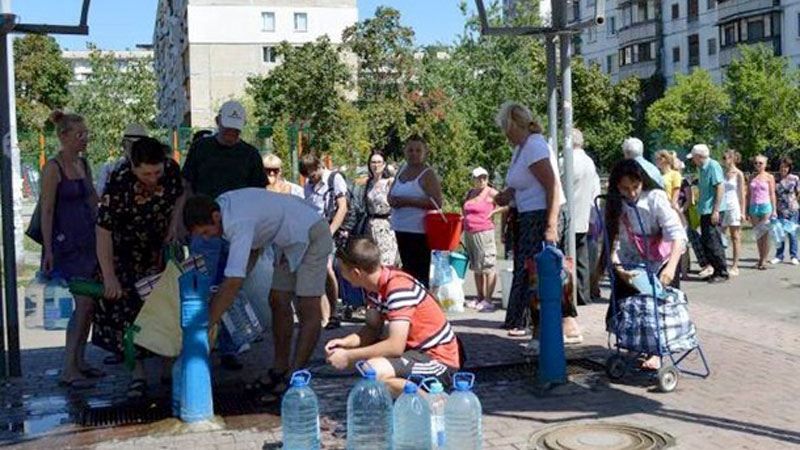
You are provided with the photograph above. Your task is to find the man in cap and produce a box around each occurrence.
[181,100,268,370]
[95,123,149,195]
[687,144,728,282]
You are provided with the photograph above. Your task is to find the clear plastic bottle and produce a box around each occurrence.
[444,372,482,450]
[393,381,432,450]
[347,361,393,450]
[24,272,47,329]
[43,274,73,330]
[220,293,263,352]
[281,370,321,450]
[424,377,449,449]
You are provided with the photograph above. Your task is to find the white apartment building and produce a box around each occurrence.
[62,50,153,86]
[572,0,800,85]
[153,0,358,128]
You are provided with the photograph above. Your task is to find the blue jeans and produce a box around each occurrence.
[776,212,799,260]
[189,236,237,355]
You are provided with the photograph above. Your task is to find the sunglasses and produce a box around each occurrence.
[264,167,281,175]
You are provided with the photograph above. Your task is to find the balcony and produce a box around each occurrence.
[618,19,658,46]
[618,59,657,79]
[717,0,780,23]
[719,37,781,66]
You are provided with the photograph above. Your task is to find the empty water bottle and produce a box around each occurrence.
[24,272,47,329]
[444,372,482,450]
[220,293,263,352]
[43,274,74,330]
[347,361,393,450]
[282,370,321,450]
[393,381,432,450]
[423,377,449,449]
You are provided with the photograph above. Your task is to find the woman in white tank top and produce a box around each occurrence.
[722,150,746,276]
[388,136,443,288]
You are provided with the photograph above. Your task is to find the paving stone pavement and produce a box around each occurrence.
[1,256,799,449]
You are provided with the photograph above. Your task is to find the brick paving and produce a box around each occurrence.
[1,258,799,449]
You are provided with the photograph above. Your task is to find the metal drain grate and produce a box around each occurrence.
[470,358,605,383]
[528,423,676,450]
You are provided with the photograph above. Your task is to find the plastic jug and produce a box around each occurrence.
[424,377,449,449]
[281,370,321,450]
[24,272,47,329]
[220,293,263,353]
[346,361,393,450]
[393,381,432,450]
[444,372,482,450]
[43,275,74,330]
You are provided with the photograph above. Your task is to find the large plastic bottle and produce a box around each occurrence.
[24,272,47,329]
[347,361,393,450]
[220,293,263,352]
[423,377,449,449]
[393,381,432,450]
[43,274,74,330]
[444,372,482,450]
[281,370,321,450]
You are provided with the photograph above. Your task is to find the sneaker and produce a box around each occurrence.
[521,339,540,356]
[729,267,739,276]
[466,299,480,309]
[698,266,714,278]
[792,258,800,266]
[770,258,782,265]
[476,300,496,312]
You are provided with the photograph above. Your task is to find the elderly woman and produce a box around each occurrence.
[388,136,443,288]
[746,154,777,270]
[605,158,686,369]
[263,153,304,198]
[94,137,184,398]
[39,110,101,387]
[772,157,800,265]
[364,150,398,266]
[493,102,579,353]
[463,167,501,312]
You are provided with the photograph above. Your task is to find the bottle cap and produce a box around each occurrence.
[455,380,470,391]
[364,367,377,380]
[403,382,418,394]
[428,380,444,394]
[289,369,311,388]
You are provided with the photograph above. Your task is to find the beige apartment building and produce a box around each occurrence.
[154,0,358,128]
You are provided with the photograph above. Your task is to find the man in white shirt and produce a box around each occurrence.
[183,188,333,399]
[571,129,601,306]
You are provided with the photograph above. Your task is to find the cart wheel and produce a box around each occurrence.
[343,307,353,320]
[605,355,627,380]
[657,365,679,392]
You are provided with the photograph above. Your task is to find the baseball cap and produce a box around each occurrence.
[123,123,148,138]
[686,144,710,160]
[472,167,489,178]
[218,100,246,131]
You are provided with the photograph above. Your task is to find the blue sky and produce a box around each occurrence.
[12,0,468,51]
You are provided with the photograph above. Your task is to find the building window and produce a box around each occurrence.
[747,19,765,41]
[262,12,275,31]
[708,38,717,55]
[798,13,800,37]
[673,46,680,63]
[688,0,698,22]
[637,42,652,61]
[723,24,736,47]
[608,16,616,35]
[672,4,679,20]
[688,34,699,66]
[262,46,277,63]
[706,0,715,9]
[294,12,308,32]
[636,0,649,22]
[572,0,581,22]
[607,54,614,73]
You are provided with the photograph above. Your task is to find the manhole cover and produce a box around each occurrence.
[528,423,675,450]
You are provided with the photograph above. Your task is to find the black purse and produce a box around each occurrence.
[25,200,44,244]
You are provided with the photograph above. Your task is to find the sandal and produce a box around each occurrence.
[507,328,532,337]
[258,377,290,404]
[126,379,147,399]
[324,316,342,330]
[245,368,288,395]
[80,367,106,379]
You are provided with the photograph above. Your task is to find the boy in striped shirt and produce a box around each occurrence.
[325,237,462,396]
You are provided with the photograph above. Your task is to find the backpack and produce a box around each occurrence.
[324,171,366,236]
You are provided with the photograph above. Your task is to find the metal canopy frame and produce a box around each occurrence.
[0,0,92,378]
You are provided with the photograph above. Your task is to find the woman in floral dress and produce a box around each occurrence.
[93,137,184,398]
[364,150,398,266]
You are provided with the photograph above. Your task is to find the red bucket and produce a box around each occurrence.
[424,212,463,251]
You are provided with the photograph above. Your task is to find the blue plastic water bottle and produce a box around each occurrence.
[24,272,48,329]
[393,381,432,450]
[423,377,449,449]
[347,361,393,450]
[444,373,482,450]
[43,274,73,330]
[281,370,321,450]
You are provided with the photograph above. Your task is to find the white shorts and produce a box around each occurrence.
[722,205,742,227]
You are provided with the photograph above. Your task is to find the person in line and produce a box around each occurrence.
[181,100,267,370]
[622,137,664,189]
[571,129,601,307]
[686,144,729,282]
[655,150,682,209]
[39,110,102,387]
[364,150,398,266]
[494,101,579,353]
[772,157,800,265]
[263,153,304,198]
[183,189,332,402]
[721,150,746,275]
[604,158,686,370]
[299,154,349,329]
[462,167,501,312]
[746,154,777,270]
[324,237,462,397]
[388,136,444,289]
[94,137,184,398]
[95,123,148,195]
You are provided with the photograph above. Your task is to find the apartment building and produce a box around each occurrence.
[572,0,800,85]
[62,50,153,86]
[153,0,358,128]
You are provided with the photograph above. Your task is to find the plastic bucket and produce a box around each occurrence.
[424,213,463,251]
[500,266,514,309]
[449,252,469,279]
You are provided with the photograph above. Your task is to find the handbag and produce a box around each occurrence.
[621,214,672,262]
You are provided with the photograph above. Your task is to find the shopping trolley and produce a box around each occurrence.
[593,194,710,392]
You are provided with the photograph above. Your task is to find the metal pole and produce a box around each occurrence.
[560,30,577,305]
[546,35,558,153]
[0,0,21,377]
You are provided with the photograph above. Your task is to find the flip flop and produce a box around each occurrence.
[58,378,95,389]
[508,328,532,337]
[563,334,584,345]
[245,369,288,395]
[80,367,106,379]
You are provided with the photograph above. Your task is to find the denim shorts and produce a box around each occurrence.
[749,203,772,218]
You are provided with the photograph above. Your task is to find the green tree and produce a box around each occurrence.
[14,34,72,133]
[646,69,728,152]
[724,45,800,159]
[247,37,351,153]
[69,46,157,165]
